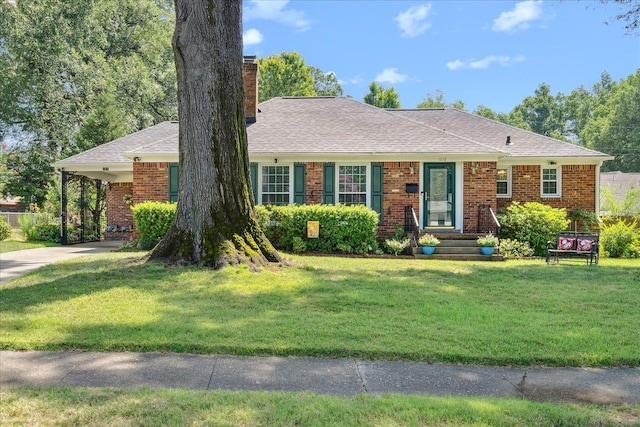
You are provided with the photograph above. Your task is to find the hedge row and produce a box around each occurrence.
[256,204,379,254]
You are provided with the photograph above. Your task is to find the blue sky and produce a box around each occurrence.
[241,0,640,113]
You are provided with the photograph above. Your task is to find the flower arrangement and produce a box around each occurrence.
[106,225,133,233]
[477,234,499,247]
[418,234,440,246]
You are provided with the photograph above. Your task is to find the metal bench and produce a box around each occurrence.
[546,232,599,265]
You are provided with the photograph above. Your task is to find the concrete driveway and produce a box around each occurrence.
[0,240,121,284]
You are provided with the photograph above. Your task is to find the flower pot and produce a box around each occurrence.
[480,246,495,255]
[421,246,436,255]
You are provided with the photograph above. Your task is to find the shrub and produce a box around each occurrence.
[256,204,378,253]
[498,202,570,256]
[26,223,61,243]
[131,201,177,249]
[498,238,534,258]
[384,238,410,256]
[17,213,54,239]
[0,217,11,241]
[291,236,307,253]
[600,219,639,258]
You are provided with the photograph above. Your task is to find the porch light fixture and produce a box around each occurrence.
[133,157,141,162]
[506,136,512,145]
[274,158,278,164]
[548,161,557,165]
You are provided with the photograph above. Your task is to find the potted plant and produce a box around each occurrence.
[477,234,499,255]
[418,234,440,255]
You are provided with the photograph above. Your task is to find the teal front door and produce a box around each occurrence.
[423,163,455,228]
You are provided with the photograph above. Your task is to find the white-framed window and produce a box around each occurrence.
[541,167,561,197]
[496,166,511,198]
[261,165,290,205]
[338,165,367,205]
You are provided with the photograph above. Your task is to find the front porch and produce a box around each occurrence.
[404,205,504,261]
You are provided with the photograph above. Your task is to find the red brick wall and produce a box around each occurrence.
[379,161,421,236]
[132,162,170,204]
[106,182,133,228]
[463,161,498,233]
[110,161,598,237]
[497,164,596,213]
[305,162,323,204]
[243,58,258,121]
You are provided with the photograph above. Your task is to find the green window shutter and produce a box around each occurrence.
[371,163,383,224]
[293,163,306,204]
[323,163,335,204]
[250,163,258,204]
[168,164,179,202]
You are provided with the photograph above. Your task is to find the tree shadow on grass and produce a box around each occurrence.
[1,255,639,365]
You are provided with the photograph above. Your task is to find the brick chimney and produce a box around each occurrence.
[243,56,258,123]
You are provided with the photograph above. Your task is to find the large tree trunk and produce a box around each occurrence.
[149,0,284,270]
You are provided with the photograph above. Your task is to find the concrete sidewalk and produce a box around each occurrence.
[1,351,638,403]
[0,240,121,284]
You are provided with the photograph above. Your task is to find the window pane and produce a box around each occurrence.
[497,182,508,195]
[338,165,366,206]
[261,165,290,205]
[543,182,557,194]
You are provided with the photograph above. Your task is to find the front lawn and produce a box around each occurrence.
[2,386,638,426]
[0,230,58,254]
[0,254,638,367]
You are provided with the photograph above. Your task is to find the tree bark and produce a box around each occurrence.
[149,0,284,270]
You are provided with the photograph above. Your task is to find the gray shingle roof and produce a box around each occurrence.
[54,98,610,173]
[54,121,179,167]
[247,97,501,155]
[390,108,610,158]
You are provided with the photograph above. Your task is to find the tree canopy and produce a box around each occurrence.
[582,70,640,172]
[417,89,466,111]
[363,82,401,109]
[257,52,342,102]
[0,0,177,204]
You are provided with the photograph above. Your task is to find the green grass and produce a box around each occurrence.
[2,386,638,426]
[0,230,58,253]
[1,254,638,367]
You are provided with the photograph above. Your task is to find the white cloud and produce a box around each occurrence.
[244,0,310,32]
[243,28,263,46]
[375,68,408,84]
[395,4,432,37]
[492,1,543,33]
[446,55,526,70]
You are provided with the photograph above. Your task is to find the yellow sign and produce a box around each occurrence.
[307,221,319,238]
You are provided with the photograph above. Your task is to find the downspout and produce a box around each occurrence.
[595,161,603,219]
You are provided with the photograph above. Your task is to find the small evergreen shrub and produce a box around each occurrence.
[131,201,177,249]
[498,238,534,258]
[256,204,379,253]
[0,217,12,241]
[498,202,570,256]
[600,219,639,258]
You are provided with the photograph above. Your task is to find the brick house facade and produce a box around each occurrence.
[103,160,598,239]
[55,56,610,240]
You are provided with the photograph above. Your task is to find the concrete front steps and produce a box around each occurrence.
[412,232,505,261]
